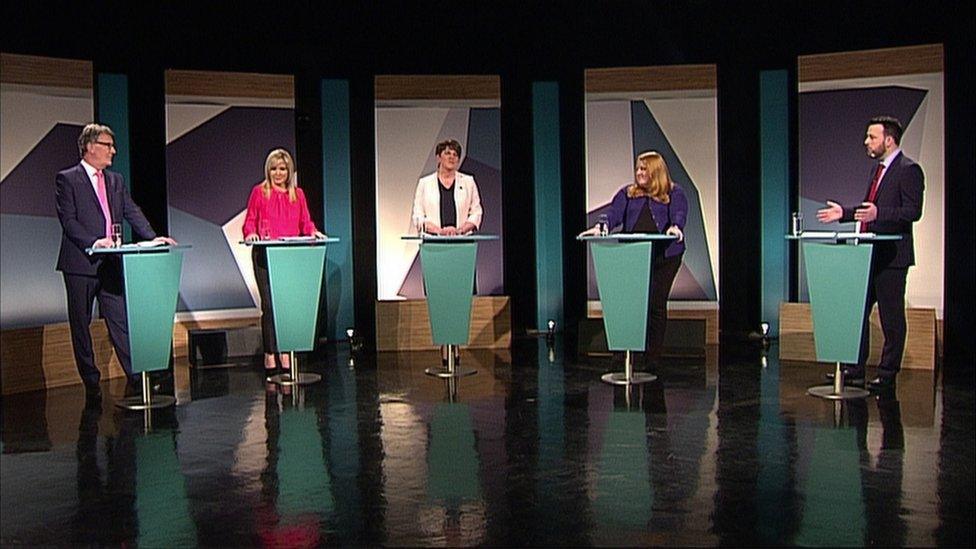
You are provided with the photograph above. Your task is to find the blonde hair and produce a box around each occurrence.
[261,148,298,203]
[627,151,673,203]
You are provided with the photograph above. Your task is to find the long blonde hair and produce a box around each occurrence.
[261,148,298,203]
[626,151,673,204]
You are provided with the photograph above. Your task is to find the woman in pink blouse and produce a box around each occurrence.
[243,148,325,373]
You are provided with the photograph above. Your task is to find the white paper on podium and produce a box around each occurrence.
[797,231,837,239]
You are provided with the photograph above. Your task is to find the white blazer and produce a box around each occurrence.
[411,171,483,230]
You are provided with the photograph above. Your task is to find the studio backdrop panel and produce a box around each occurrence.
[0,53,93,329]
[374,75,504,302]
[164,70,296,317]
[797,45,944,315]
[584,66,720,311]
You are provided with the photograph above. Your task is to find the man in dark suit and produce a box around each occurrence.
[817,116,925,391]
[56,123,176,400]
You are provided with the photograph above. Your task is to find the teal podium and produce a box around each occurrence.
[248,237,338,386]
[789,232,902,399]
[88,244,189,410]
[403,234,499,378]
[580,234,677,385]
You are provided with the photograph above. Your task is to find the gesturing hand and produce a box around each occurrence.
[816,201,843,223]
[853,202,877,223]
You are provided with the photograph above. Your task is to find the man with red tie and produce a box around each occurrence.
[816,116,925,391]
[55,123,176,400]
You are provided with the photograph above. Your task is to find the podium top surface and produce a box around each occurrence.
[86,243,192,255]
[243,237,340,246]
[785,232,902,241]
[401,234,499,242]
[577,233,678,242]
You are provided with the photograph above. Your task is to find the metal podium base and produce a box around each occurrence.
[601,372,657,385]
[268,372,322,386]
[267,352,321,386]
[807,385,871,400]
[807,361,871,400]
[116,394,176,410]
[115,373,176,410]
[425,345,476,378]
[425,366,478,378]
[601,350,657,385]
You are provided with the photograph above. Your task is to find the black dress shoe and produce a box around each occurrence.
[824,370,865,386]
[868,376,896,391]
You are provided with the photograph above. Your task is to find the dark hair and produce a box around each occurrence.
[434,139,462,158]
[868,116,904,145]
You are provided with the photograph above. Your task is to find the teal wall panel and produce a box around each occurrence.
[533,82,563,331]
[97,72,132,240]
[322,79,355,340]
[760,70,790,336]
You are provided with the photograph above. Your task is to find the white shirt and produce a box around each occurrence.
[876,148,902,187]
[80,159,101,195]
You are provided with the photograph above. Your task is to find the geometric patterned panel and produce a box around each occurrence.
[394,108,504,299]
[0,123,82,217]
[797,85,926,302]
[166,106,295,313]
[585,100,717,301]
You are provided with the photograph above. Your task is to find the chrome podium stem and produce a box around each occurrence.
[142,372,151,408]
[624,350,632,383]
[447,344,456,374]
[833,361,844,394]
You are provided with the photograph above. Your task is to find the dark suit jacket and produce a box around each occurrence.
[55,163,156,275]
[841,151,924,269]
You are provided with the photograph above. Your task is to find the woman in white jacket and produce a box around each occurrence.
[411,139,483,365]
[411,139,482,235]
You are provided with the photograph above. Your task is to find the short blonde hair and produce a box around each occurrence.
[261,148,298,202]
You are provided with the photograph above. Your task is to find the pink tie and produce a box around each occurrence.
[95,170,112,238]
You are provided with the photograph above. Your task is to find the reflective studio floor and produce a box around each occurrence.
[2,338,974,547]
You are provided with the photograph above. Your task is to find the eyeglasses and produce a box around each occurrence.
[94,141,117,150]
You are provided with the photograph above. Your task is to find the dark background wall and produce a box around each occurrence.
[3,1,972,370]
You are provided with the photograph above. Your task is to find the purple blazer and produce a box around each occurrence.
[55,163,157,275]
[604,183,688,258]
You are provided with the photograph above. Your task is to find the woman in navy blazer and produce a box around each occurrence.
[580,151,688,368]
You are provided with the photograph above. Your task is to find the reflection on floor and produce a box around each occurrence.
[1,339,973,546]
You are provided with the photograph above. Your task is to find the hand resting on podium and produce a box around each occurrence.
[91,235,177,248]
[423,221,476,236]
[576,225,683,241]
[244,231,326,243]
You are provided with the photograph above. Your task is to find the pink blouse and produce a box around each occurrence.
[242,184,318,239]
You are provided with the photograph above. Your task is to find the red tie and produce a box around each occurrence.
[95,170,112,238]
[863,163,884,232]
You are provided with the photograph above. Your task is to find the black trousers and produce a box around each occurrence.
[854,266,908,379]
[644,252,683,364]
[63,263,134,387]
[252,247,278,353]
